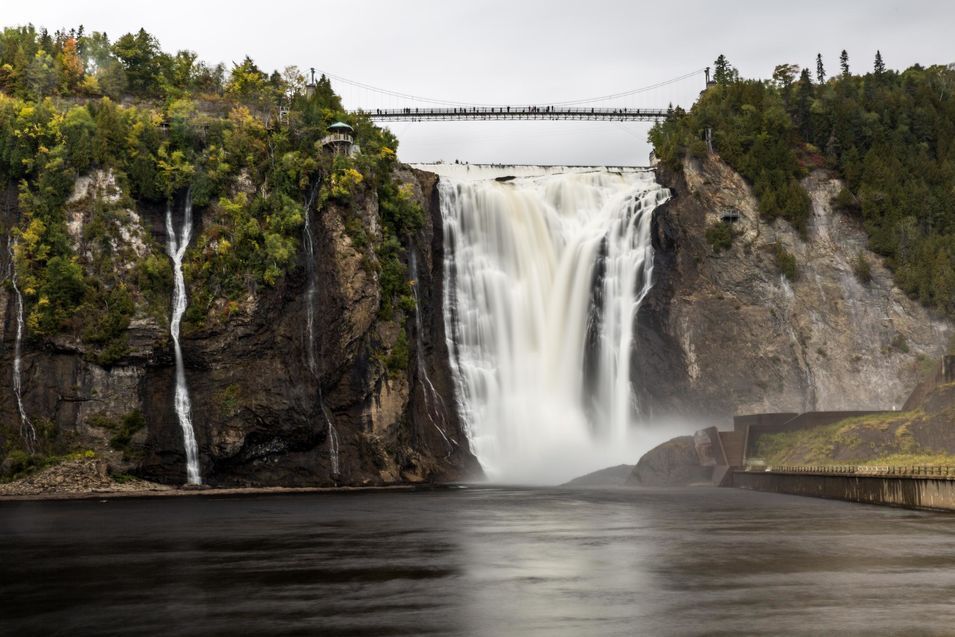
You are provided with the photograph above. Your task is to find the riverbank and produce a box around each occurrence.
[0,484,420,503]
[0,456,418,502]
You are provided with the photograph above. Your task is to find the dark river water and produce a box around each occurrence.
[3,486,955,636]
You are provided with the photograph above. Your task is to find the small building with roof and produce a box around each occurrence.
[321,121,355,155]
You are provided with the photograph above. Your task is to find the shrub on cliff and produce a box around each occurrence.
[774,244,798,282]
[853,251,873,284]
[704,221,734,253]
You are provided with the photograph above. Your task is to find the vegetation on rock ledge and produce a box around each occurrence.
[0,24,414,359]
[651,53,955,313]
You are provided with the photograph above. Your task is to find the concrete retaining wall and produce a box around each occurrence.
[733,469,955,512]
[733,412,798,433]
[718,430,745,466]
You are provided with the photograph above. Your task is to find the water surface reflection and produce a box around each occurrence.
[2,487,954,635]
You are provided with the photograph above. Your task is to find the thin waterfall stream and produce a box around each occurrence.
[7,236,37,452]
[409,249,455,455]
[302,185,340,477]
[434,165,670,483]
[165,191,201,485]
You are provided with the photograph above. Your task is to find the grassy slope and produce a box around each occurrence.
[754,383,955,465]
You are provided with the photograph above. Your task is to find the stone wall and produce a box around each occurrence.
[733,468,955,511]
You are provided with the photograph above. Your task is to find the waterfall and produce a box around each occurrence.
[7,237,37,452]
[434,165,670,483]
[302,187,340,477]
[165,192,201,485]
[408,249,455,455]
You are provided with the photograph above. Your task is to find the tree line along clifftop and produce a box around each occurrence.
[0,24,440,477]
[651,52,955,314]
[0,24,423,365]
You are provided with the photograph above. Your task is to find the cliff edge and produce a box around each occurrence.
[634,154,951,421]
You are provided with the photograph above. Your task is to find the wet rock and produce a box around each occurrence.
[561,464,635,487]
[627,436,711,487]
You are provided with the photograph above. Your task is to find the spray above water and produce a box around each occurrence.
[166,192,201,485]
[434,165,670,483]
[7,236,37,452]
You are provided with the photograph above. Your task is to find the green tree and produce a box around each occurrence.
[874,50,886,75]
[794,68,814,140]
[815,53,826,84]
[60,106,96,171]
[25,50,57,98]
[225,56,271,104]
[112,28,165,96]
[164,50,198,93]
[840,50,850,77]
[192,61,225,94]
[772,64,799,91]
[79,31,126,98]
[713,54,737,84]
[30,256,87,334]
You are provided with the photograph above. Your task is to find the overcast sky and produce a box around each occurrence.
[5,1,955,165]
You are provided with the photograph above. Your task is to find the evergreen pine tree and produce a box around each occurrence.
[795,68,814,140]
[874,50,886,75]
[713,54,736,84]
[840,50,850,77]
[816,53,826,83]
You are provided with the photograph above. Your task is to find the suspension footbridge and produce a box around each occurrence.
[366,107,669,122]
[310,67,710,123]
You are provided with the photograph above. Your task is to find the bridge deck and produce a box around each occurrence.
[365,107,668,122]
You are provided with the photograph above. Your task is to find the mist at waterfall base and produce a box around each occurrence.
[427,164,681,485]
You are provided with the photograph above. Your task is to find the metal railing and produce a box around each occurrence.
[743,464,955,477]
[365,107,669,122]
[321,132,353,145]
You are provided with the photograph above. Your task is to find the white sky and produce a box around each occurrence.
[5,0,955,165]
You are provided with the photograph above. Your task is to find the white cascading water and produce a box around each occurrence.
[408,249,455,455]
[7,236,37,452]
[165,192,201,485]
[432,165,670,484]
[302,190,340,477]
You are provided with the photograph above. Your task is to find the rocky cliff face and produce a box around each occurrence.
[0,166,480,486]
[5,151,951,487]
[635,155,952,422]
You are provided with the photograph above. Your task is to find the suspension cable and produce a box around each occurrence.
[312,67,706,108]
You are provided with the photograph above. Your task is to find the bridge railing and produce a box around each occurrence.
[365,106,669,122]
